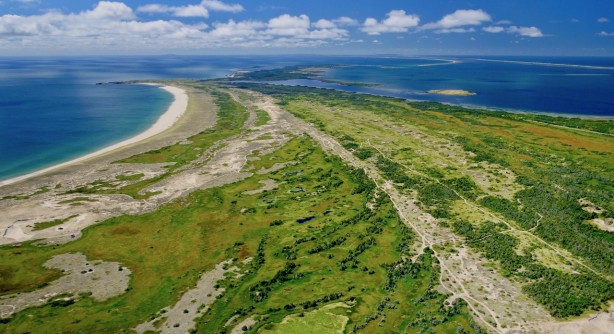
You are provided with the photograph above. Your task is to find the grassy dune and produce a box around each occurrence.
[243,83,614,319]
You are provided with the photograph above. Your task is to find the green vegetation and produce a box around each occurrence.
[254,108,271,126]
[260,302,349,334]
[31,215,79,231]
[221,66,315,81]
[320,79,381,87]
[0,135,477,333]
[115,173,145,181]
[408,101,614,135]
[239,83,614,318]
[1,186,50,201]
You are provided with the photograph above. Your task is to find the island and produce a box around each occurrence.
[427,89,477,96]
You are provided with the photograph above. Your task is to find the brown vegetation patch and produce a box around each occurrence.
[238,244,250,260]
[109,226,140,236]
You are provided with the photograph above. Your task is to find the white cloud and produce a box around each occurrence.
[507,25,543,37]
[496,20,511,25]
[0,1,350,52]
[597,17,609,23]
[265,14,347,40]
[138,4,209,18]
[313,19,335,29]
[267,14,310,36]
[483,26,504,33]
[361,10,420,35]
[85,1,135,20]
[333,16,358,26]
[210,19,264,37]
[598,31,614,36]
[571,18,580,23]
[435,27,475,34]
[422,9,491,31]
[483,24,544,37]
[201,0,243,13]
[137,0,243,18]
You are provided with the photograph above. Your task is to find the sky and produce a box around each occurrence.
[0,0,613,56]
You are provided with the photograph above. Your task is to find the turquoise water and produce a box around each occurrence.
[0,59,181,181]
[0,82,173,181]
[1,55,613,182]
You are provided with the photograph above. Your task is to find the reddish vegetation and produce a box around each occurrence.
[238,244,249,260]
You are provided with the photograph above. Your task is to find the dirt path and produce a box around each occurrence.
[373,144,609,281]
[244,89,612,334]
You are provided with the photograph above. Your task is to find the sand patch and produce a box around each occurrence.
[0,253,130,318]
[243,179,279,195]
[588,218,614,232]
[135,258,251,334]
[230,316,257,334]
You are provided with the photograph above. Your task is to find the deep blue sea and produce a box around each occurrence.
[1,55,613,182]
[272,56,614,117]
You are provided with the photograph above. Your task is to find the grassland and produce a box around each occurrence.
[0,83,480,333]
[239,83,614,320]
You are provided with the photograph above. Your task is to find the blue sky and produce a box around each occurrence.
[0,0,612,55]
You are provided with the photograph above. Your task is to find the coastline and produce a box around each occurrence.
[0,83,188,187]
[265,79,614,121]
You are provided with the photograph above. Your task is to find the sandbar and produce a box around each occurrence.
[0,83,188,187]
[428,89,476,96]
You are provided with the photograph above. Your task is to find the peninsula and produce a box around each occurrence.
[1,76,612,334]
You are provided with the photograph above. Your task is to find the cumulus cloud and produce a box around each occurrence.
[313,19,335,29]
[138,4,209,18]
[0,1,349,52]
[264,14,348,40]
[597,17,609,23]
[507,25,543,37]
[209,19,264,38]
[333,16,358,26]
[361,10,420,35]
[266,14,310,36]
[201,0,243,12]
[422,9,491,32]
[598,31,614,36]
[137,0,243,18]
[435,27,475,34]
[483,26,504,33]
[482,24,544,38]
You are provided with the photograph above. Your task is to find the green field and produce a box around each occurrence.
[240,83,614,319]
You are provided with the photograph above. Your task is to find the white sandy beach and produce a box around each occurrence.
[0,83,188,187]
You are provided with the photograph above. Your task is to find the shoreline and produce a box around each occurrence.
[263,80,614,121]
[474,58,614,71]
[0,83,188,187]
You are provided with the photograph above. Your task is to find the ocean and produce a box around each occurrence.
[1,55,613,182]
[271,56,614,117]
